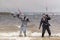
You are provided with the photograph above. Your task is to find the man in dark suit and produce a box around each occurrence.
[39,14,51,37]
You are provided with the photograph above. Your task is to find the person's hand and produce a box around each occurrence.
[11,14,16,18]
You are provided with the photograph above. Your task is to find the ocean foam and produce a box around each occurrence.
[31,32,60,37]
[0,25,60,37]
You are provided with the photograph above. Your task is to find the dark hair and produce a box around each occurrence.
[27,18,29,22]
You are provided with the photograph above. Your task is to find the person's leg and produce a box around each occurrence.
[42,27,46,37]
[24,30,26,37]
[19,27,23,36]
[23,26,26,37]
[46,26,51,37]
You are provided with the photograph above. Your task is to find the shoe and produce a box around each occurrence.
[42,36,44,37]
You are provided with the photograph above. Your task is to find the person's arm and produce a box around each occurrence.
[11,14,16,18]
[46,15,51,20]
[39,18,43,29]
[16,14,23,21]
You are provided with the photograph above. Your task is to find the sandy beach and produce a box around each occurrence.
[0,22,60,40]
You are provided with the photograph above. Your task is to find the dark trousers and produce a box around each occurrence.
[42,25,51,37]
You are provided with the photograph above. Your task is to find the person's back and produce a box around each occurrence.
[18,16,30,37]
[21,17,29,27]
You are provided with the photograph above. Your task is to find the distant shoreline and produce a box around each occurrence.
[0,12,60,15]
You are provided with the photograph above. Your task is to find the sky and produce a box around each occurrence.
[0,0,60,12]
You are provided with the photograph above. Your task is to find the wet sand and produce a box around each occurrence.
[0,22,60,40]
[0,37,60,40]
